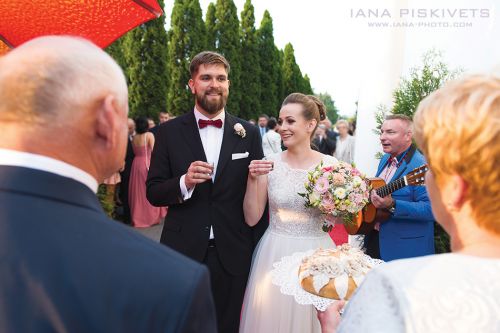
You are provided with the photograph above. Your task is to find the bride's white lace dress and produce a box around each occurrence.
[239,153,337,333]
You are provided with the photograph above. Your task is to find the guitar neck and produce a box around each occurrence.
[376,177,407,198]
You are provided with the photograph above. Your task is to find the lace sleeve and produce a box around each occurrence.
[337,268,405,333]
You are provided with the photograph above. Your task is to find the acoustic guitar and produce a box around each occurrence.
[345,164,428,235]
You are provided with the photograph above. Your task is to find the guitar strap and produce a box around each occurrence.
[403,144,417,165]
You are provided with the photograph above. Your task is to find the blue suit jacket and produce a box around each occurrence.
[0,165,216,333]
[376,149,435,261]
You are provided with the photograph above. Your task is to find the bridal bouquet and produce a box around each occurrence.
[299,161,370,232]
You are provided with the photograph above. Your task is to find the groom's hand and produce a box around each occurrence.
[185,161,214,189]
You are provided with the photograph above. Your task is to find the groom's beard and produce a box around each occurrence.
[196,88,228,114]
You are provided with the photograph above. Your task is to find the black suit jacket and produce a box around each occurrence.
[118,137,135,223]
[122,136,135,179]
[313,136,336,155]
[0,165,216,333]
[146,111,265,276]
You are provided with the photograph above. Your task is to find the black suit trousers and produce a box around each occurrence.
[204,245,248,333]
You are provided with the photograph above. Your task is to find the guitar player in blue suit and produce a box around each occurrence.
[366,115,435,261]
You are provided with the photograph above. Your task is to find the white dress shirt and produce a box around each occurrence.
[179,108,225,239]
[0,148,98,193]
[262,129,282,157]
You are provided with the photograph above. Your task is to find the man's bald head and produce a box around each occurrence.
[0,36,129,182]
[0,36,127,126]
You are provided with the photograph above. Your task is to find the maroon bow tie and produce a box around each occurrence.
[198,119,223,129]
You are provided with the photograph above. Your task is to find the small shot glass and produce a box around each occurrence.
[207,161,215,176]
[262,157,274,171]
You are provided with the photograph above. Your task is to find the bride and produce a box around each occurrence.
[239,93,338,333]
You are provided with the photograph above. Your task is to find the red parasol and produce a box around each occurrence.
[0,0,163,55]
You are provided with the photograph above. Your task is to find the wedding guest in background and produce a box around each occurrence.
[129,116,166,228]
[313,124,336,155]
[365,114,434,261]
[257,114,269,137]
[333,119,355,164]
[103,168,121,205]
[0,36,216,333]
[320,117,338,148]
[348,120,356,136]
[248,118,256,126]
[320,74,500,333]
[262,117,282,157]
[159,111,170,124]
[150,111,170,137]
[117,118,135,225]
[147,117,155,129]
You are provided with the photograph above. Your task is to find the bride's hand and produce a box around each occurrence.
[248,160,274,179]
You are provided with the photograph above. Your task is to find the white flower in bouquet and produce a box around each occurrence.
[352,176,363,187]
[308,191,321,205]
[334,187,347,200]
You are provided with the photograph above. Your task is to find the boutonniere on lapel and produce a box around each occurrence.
[233,123,246,138]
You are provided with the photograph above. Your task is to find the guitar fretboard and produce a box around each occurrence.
[376,177,407,198]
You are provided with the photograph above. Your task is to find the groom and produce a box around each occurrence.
[147,51,265,333]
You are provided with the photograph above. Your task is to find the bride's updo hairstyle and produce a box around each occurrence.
[282,93,327,140]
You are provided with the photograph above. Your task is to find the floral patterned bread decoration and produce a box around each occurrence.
[298,244,376,300]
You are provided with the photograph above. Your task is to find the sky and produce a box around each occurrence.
[164,0,500,117]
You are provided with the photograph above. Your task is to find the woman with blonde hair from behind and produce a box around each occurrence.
[319,75,500,333]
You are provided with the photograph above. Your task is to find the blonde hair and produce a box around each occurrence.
[336,119,349,128]
[414,75,500,234]
[282,93,326,140]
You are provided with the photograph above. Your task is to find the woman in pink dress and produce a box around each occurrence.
[129,116,166,228]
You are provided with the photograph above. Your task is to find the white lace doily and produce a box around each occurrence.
[271,249,384,311]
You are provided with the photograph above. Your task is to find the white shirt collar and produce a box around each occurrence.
[0,148,98,193]
[194,107,225,124]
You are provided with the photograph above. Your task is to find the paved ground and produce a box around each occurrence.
[133,220,164,242]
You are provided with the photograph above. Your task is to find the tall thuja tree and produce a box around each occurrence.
[124,0,169,118]
[214,0,241,115]
[257,10,279,116]
[301,74,314,95]
[105,36,129,82]
[275,47,284,112]
[239,0,260,120]
[205,3,217,51]
[282,43,304,96]
[167,0,207,115]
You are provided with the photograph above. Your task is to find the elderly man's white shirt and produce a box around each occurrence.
[0,148,98,193]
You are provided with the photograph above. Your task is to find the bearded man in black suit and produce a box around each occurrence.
[147,51,267,333]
